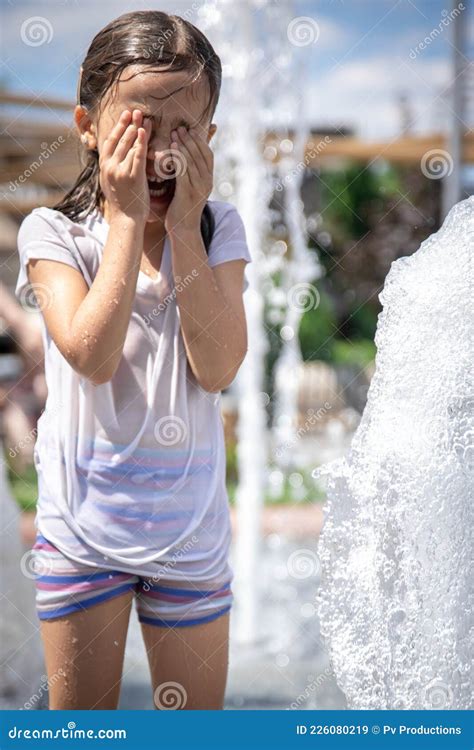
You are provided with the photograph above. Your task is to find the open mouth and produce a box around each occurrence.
[147,175,176,202]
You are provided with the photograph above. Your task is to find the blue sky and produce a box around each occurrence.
[1,0,473,138]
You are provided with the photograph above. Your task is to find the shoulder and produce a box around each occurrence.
[206,201,251,273]
[18,206,75,244]
[208,200,245,230]
[207,200,248,247]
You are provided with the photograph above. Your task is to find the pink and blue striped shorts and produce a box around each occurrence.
[31,534,233,628]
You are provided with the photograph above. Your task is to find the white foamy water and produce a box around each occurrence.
[313,196,473,710]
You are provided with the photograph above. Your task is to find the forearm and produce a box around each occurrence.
[169,225,246,392]
[70,214,144,383]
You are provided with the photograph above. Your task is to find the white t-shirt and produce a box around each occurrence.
[15,201,251,581]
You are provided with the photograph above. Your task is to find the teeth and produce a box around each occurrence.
[149,185,167,197]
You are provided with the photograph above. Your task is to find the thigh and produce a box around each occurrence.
[140,611,230,710]
[32,534,137,709]
[40,589,134,709]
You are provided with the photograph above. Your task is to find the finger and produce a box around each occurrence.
[187,127,213,172]
[132,108,143,129]
[129,126,149,177]
[169,139,191,190]
[113,123,139,163]
[124,116,151,170]
[175,127,207,179]
[173,139,200,190]
[101,109,132,160]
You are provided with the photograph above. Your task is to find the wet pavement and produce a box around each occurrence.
[6,511,346,710]
[118,532,346,710]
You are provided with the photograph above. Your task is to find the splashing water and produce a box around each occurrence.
[313,196,473,710]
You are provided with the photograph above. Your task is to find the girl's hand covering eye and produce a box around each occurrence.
[98,108,151,224]
[165,126,214,234]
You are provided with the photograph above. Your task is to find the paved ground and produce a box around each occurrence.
[9,503,346,710]
[119,531,346,710]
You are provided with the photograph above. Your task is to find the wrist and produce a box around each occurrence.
[166,218,201,239]
[108,211,146,231]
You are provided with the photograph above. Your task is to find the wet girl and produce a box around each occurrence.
[15,10,251,710]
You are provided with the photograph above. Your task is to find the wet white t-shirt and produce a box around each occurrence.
[15,201,251,582]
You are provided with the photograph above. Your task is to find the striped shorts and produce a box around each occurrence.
[31,534,233,628]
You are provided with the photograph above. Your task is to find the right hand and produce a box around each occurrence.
[99,109,151,223]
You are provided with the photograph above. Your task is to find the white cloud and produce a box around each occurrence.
[305,55,453,139]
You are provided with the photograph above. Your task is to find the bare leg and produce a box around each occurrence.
[40,590,133,709]
[141,612,230,710]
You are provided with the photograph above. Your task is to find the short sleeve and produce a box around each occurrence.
[207,202,252,292]
[15,208,82,310]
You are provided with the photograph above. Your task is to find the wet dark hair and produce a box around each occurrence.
[53,10,221,251]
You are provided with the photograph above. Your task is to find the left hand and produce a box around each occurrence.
[165,126,214,234]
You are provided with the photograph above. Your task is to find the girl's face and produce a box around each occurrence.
[76,64,217,223]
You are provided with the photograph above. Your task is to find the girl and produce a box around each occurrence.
[15,10,251,710]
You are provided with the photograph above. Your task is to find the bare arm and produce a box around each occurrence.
[27,216,144,385]
[169,225,248,393]
[26,109,151,386]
